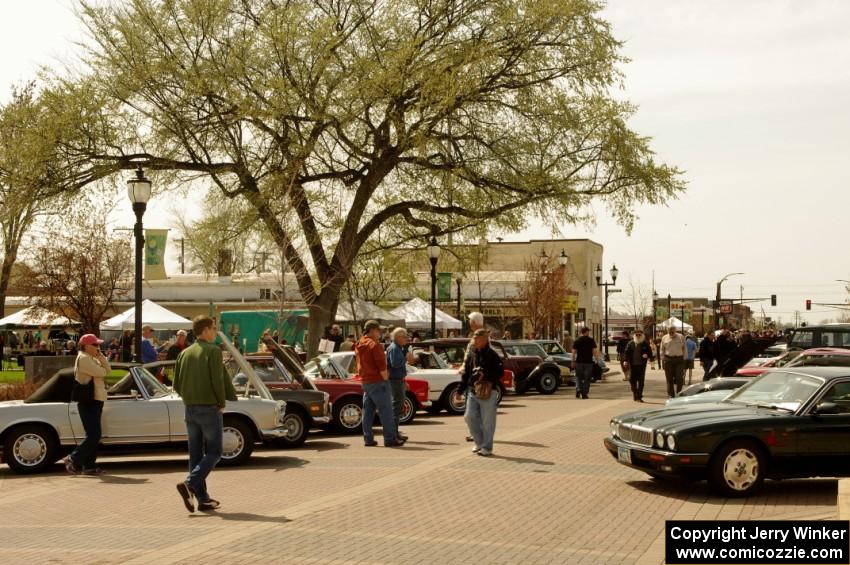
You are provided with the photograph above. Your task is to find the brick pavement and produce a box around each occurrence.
[0,369,837,564]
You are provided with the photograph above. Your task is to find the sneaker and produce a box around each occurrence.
[176,482,195,513]
[384,440,406,447]
[398,433,409,441]
[364,440,378,447]
[477,449,492,457]
[198,498,221,511]
[63,456,78,475]
[472,446,480,453]
[465,435,474,442]
[80,467,104,476]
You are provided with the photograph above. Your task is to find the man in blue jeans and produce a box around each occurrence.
[571,327,599,399]
[456,329,503,456]
[173,316,237,513]
[386,327,415,441]
[355,320,405,447]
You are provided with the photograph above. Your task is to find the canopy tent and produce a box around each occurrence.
[390,297,462,330]
[656,316,693,332]
[99,299,192,331]
[0,306,80,329]
[332,298,405,326]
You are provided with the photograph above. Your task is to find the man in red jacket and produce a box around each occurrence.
[354,320,405,447]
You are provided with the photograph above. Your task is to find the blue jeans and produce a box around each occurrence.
[575,363,593,396]
[185,405,223,503]
[702,359,714,381]
[389,379,406,428]
[465,390,498,452]
[362,381,399,444]
[71,401,103,470]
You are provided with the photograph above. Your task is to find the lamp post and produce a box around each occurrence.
[127,166,152,362]
[558,250,568,341]
[595,263,619,361]
[456,274,464,335]
[716,272,744,330]
[427,237,440,337]
[652,290,659,341]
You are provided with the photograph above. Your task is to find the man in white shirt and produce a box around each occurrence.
[661,326,686,398]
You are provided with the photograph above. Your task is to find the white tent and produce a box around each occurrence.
[0,306,79,329]
[390,297,462,330]
[333,298,405,326]
[656,316,693,332]
[99,299,192,331]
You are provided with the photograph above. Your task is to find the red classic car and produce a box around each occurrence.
[735,348,848,377]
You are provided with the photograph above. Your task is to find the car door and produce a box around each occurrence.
[796,379,850,476]
[101,369,170,444]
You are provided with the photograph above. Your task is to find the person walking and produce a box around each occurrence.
[120,330,133,362]
[386,327,415,441]
[355,320,404,448]
[174,316,237,513]
[698,332,715,381]
[616,330,630,381]
[623,330,653,402]
[661,326,686,397]
[64,334,110,476]
[455,329,503,456]
[571,327,598,399]
[685,333,698,385]
[462,312,485,442]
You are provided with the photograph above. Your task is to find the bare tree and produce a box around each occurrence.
[517,257,568,339]
[618,275,653,331]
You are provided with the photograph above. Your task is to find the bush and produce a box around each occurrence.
[0,382,40,401]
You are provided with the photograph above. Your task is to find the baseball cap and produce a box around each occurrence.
[363,320,381,332]
[78,334,104,347]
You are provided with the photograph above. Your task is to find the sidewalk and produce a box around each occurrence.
[0,369,837,564]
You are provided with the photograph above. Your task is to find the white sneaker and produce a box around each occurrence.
[472,446,480,453]
[477,449,492,457]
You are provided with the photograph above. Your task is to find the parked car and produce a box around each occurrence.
[499,341,571,387]
[787,324,850,351]
[302,353,430,433]
[665,378,749,407]
[0,333,288,474]
[736,348,847,377]
[418,338,560,394]
[605,367,850,496]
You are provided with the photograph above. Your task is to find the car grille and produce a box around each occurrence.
[617,424,653,447]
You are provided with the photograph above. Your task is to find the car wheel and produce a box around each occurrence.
[494,386,503,405]
[443,384,466,415]
[333,396,363,434]
[535,372,559,395]
[219,417,255,466]
[3,424,59,474]
[400,392,417,425]
[709,439,766,497]
[277,408,309,448]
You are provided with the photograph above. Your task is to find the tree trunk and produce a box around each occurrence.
[306,296,339,357]
[0,245,19,320]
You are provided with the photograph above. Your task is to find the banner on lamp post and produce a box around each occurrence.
[563,290,579,314]
[144,229,168,280]
[437,272,452,301]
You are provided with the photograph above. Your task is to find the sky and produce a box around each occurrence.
[2,0,849,324]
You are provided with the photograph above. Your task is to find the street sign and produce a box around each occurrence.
[720,304,733,314]
[608,289,622,294]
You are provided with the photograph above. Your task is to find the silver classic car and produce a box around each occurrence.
[0,333,287,474]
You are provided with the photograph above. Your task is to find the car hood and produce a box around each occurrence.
[0,400,26,408]
[665,390,732,407]
[615,402,786,432]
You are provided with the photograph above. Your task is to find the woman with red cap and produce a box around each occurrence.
[63,333,111,475]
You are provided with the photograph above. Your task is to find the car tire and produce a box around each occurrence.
[333,396,363,434]
[708,439,766,497]
[442,384,466,415]
[494,386,503,405]
[3,424,59,474]
[276,407,309,448]
[219,417,255,466]
[400,392,417,425]
[535,371,559,395]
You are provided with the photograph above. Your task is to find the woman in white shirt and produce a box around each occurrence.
[63,334,110,475]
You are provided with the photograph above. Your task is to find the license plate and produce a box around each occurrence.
[617,446,632,464]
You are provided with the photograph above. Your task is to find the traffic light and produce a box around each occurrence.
[806,299,812,311]
[770,294,777,306]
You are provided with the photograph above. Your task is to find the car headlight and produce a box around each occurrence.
[610,422,617,436]
[666,434,676,451]
[655,432,664,448]
[276,401,286,425]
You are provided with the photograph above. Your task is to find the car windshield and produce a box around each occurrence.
[108,368,170,398]
[786,354,850,368]
[724,371,823,412]
[771,351,803,368]
[540,342,567,355]
[304,355,351,380]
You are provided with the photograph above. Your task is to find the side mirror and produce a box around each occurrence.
[814,402,840,415]
[130,389,140,399]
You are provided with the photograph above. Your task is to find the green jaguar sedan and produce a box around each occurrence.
[605,367,850,496]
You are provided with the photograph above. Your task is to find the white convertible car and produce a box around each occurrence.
[0,333,287,474]
[329,350,475,415]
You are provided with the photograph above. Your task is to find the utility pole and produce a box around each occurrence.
[176,237,185,274]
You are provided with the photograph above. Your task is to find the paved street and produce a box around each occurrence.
[0,369,838,565]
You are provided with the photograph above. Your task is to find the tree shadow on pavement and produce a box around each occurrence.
[495,441,546,448]
[405,440,458,446]
[189,511,292,524]
[490,454,555,466]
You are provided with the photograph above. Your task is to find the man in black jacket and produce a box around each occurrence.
[456,329,503,457]
[623,330,654,402]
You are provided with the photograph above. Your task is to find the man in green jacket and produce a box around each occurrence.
[174,316,237,513]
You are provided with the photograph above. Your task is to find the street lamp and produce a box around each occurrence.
[538,249,548,266]
[456,274,464,335]
[716,272,744,330]
[558,250,568,341]
[127,166,152,362]
[595,263,618,361]
[427,236,440,337]
[652,290,659,341]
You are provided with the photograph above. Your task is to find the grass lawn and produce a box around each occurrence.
[0,369,127,385]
